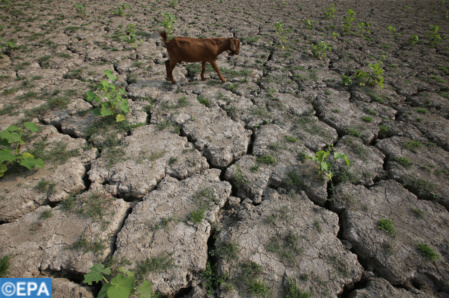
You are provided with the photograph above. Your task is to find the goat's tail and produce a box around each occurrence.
[159,30,168,44]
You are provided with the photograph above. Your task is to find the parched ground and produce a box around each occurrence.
[1,0,449,297]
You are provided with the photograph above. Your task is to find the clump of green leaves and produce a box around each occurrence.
[409,34,419,45]
[341,74,353,87]
[123,24,140,48]
[378,218,396,237]
[306,146,350,181]
[73,4,87,17]
[0,122,45,178]
[343,9,356,32]
[210,240,240,262]
[0,36,18,57]
[274,22,288,50]
[162,12,176,35]
[84,263,156,298]
[266,230,302,265]
[323,3,336,20]
[113,3,130,17]
[427,25,442,47]
[256,154,276,165]
[201,262,230,295]
[416,243,440,261]
[354,61,384,89]
[312,41,331,60]
[86,70,129,122]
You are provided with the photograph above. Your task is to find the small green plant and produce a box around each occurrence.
[427,25,442,47]
[256,154,276,165]
[0,37,17,57]
[341,74,353,87]
[312,41,331,60]
[306,146,350,181]
[409,34,419,45]
[403,139,422,153]
[113,3,130,17]
[304,19,313,29]
[201,262,229,295]
[237,261,271,297]
[162,12,176,34]
[210,240,240,261]
[86,70,129,122]
[354,61,384,89]
[197,96,211,107]
[323,3,336,19]
[387,25,396,33]
[286,278,312,298]
[274,22,288,50]
[395,156,412,168]
[284,136,297,143]
[84,263,155,298]
[0,122,45,177]
[357,22,371,37]
[123,24,140,48]
[416,243,440,261]
[0,255,11,277]
[361,116,373,122]
[378,218,396,237]
[73,4,87,17]
[343,9,356,32]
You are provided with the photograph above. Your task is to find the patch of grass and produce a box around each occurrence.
[403,139,422,153]
[329,255,350,277]
[416,243,440,261]
[314,220,322,233]
[395,156,413,168]
[361,116,373,122]
[379,125,394,138]
[0,255,11,277]
[266,230,302,265]
[189,208,206,224]
[256,154,276,165]
[347,127,362,138]
[403,176,438,199]
[284,135,297,143]
[69,234,105,256]
[411,207,424,218]
[211,240,240,262]
[135,254,174,282]
[39,209,53,220]
[197,96,211,107]
[286,278,312,298]
[233,164,247,188]
[414,107,428,114]
[237,261,271,297]
[378,218,396,237]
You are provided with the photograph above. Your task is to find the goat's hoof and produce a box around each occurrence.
[221,79,226,83]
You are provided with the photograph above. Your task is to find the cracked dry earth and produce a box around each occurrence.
[1,0,449,297]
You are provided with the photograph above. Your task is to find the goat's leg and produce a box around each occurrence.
[210,60,226,83]
[167,60,177,84]
[164,60,171,82]
[201,61,207,81]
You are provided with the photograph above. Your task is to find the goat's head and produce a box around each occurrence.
[229,38,240,56]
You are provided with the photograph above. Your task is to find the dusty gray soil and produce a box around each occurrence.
[1,0,449,297]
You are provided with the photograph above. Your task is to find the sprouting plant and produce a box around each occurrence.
[168,0,178,7]
[0,36,18,57]
[304,19,313,29]
[200,262,229,295]
[274,22,288,50]
[409,34,419,45]
[323,3,336,19]
[354,61,384,89]
[427,25,442,47]
[113,3,130,17]
[123,24,140,48]
[331,32,340,39]
[0,122,45,178]
[357,21,370,37]
[387,25,396,33]
[84,263,156,298]
[74,4,87,17]
[86,70,129,122]
[343,9,356,32]
[306,146,350,181]
[312,41,331,60]
[341,74,353,86]
[286,278,312,298]
[162,12,176,34]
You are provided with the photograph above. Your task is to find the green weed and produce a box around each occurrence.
[395,156,413,168]
[378,218,396,237]
[354,61,384,89]
[306,146,350,181]
[343,9,356,32]
[0,122,45,178]
[210,240,240,261]
[427,25,442,47]
[113,3,130,17]
[416,243,440,261]
[312,41,331,60]
[162,12,176,35]
[286,278,312,298]
[0,255,11,277]
[323,3,336,19]
[256,154,276,165]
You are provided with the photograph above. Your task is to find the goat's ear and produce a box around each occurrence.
[230,38,240,52]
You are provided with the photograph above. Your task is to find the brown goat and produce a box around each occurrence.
[159,31,240,84]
